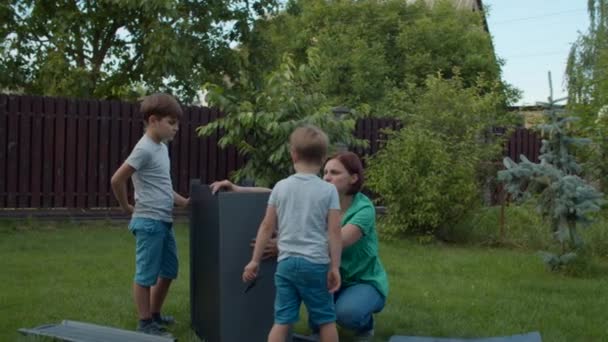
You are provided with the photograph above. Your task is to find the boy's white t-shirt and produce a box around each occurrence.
[269,173,340,264]
[126,134,174,222]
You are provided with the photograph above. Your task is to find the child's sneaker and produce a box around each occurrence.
[137,320,172,337]
[153,313,176,326]
[354,328,374,342]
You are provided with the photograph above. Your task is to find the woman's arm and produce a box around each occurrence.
[210,180,272,194]
[258,222,363,260]
[341,224,363,248]
[340,201,375,248]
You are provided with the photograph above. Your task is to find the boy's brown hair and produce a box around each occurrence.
[140,93,183,122]
[289,125,329,165]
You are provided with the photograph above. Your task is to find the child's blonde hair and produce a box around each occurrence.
[289,125,329,166]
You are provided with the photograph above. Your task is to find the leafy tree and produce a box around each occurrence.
[567,0,608,124]
[0,0,277,101]
[197,51,366,187]
[588,106,608,190]
[239,0,507,115]
[498,74,605,271]
[566,0,608,191]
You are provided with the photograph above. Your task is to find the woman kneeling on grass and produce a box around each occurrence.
[211,151,388,341]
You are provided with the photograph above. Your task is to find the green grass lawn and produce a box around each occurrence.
[1,219,607,342]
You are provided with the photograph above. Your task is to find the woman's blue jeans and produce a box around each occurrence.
[309,283,386,334]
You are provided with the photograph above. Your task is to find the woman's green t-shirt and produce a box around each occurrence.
[340,192,389,298]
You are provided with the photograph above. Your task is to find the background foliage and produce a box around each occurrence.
[0,0,277,102]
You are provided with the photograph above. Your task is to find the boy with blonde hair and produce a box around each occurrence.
[243,124,342,342]
[111,93,189,336]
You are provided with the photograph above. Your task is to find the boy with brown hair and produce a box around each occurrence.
[111,93,189,336]
[243,124,343,342]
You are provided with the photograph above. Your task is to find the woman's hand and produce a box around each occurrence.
[250,237,278,260]
[210,179,237,194]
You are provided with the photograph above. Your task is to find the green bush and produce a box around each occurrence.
[366,127,478,237]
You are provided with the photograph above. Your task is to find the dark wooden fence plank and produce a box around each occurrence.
[199,108,209,184]
[53,97,66,207]
[216,110,227,181]
[227,144,237,181]
[178,107,191,195]
[18,96,32,207]
[97,100,110,207]
[508,128,517,162]
[129,104,142,156]
[119,102,132,161]
[0,95,8,207]
[207,108,218,183]
[170,123,179,194]
[64,99,77,207]
[533,131,541,162]
[76,100,89,208]
[355,119,363,156]
[522,128,529,163]
[128,103,141,202]
[87,100,99,208]
[6,96,19,207]
[189,107,201,185]
[31,96,44,208]
[42,97,55,208]
[109,101,121,207]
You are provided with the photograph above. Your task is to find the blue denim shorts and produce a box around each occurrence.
[274,257,336,326]
[129,217,178,287]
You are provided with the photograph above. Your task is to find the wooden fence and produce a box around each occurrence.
[0,94,539,211]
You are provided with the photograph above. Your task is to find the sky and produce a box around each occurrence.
[483,0,590,106]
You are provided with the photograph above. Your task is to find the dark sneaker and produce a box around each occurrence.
[137,321,173,337]
[154,314,176,326]
[354,328,374,342]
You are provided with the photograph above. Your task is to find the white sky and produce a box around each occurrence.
[483,0,589,105]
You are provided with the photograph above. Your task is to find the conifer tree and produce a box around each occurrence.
[498,73,605,270]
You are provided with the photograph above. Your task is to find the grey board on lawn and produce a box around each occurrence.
[388,331,542,342]
[18,320,176,342]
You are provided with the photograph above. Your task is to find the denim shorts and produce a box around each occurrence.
[129,217,178,287]
[274,257,336,326]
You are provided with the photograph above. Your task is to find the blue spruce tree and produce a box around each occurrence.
[498,73,605,270]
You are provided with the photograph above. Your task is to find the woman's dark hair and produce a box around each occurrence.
[327,151,364,195]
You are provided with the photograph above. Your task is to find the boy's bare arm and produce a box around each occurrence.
[173,191,190,207]
[251,206,278,263]
[327,209,342,270]
[111,162,136,213]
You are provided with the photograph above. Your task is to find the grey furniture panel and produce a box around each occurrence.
[18,320,176,342]
[388,332,542,342]
[190,181,276,342]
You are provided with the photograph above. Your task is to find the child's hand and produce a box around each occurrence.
[327,268,341,293]
[242,261,260,282]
